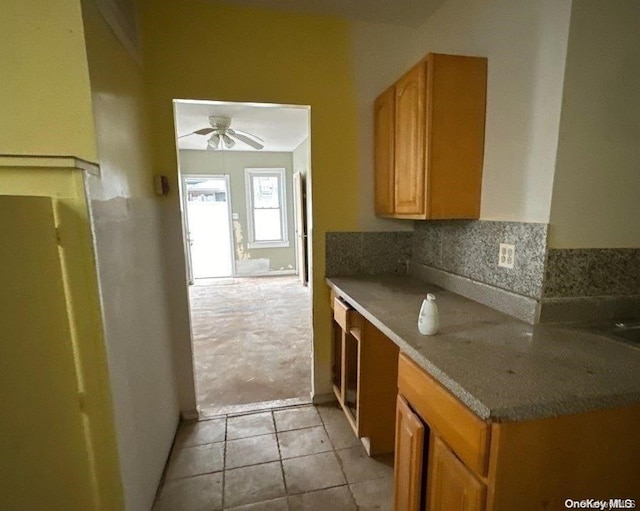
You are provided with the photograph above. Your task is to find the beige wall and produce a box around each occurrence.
[350,0,572,228]
[179,150,297,272]
[549,0,640,248]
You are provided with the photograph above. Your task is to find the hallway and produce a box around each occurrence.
[189,276,312,416]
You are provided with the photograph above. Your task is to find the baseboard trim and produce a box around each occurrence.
[180,408,199,421]
[312,392,337,405]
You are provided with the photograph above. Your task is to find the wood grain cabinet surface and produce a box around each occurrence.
[374,53,487,220]
[331,296,399,455]
[427,435,486,511]
[394,352,640,511]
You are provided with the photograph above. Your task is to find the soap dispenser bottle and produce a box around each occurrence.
[418,294,439,336]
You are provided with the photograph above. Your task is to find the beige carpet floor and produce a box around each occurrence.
[189,276,312,415]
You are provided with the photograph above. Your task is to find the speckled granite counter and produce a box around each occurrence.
[327,276,640,422]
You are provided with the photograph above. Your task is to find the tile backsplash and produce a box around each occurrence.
[325,231,412,276]
[326,222,640,323]
[544,248,640,297]
[412,220,548,299]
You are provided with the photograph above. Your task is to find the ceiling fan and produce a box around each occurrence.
[178,116,265,150]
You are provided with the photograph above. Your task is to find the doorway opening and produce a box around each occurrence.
[173,99,312,416]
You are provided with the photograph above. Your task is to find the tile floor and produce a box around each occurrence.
[153,403,394,510]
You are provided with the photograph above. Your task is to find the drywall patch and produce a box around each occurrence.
[233,219,248,261]
[236,258,270,275]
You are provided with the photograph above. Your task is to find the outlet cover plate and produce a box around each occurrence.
[499,243,515,269]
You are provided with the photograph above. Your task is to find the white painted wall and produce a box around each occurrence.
[350,0,572,228]
[549,0,640,248]
[81,1,191,509]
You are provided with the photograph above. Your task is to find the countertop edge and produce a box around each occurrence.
[327,277,640,423]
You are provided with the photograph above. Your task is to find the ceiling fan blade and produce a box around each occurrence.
[178,127,215,138]
[229,131,264,150]
[229,128,264,143]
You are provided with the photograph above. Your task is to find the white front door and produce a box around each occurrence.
[183,175,235,279]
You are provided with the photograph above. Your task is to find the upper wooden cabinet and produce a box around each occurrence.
[373,87,395,216]
[374,53,488,220]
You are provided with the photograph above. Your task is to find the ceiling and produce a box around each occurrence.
[217,0,446,27]
[174,100,310,152]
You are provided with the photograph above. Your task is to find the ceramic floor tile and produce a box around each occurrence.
[174,417,226,448]
[153,472,223,511]
[227,412,276,440]
[316,402,345,424]
[287,485,356,511]
[166,442,225,480]
[278,426,332,459]
[225,496,289,510]
[350,477,394,510]
[226,433,280,469]
[282,451,346,494]
[224,461,286,508]
[274,406,322,431]
[322,414,360,450]
[335,447,393,484]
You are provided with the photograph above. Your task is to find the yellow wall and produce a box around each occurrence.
[80,0,154,201]
[549,0,640,248]
[139,0,360,395]
[0,1,97,161]
[0,167,123,509]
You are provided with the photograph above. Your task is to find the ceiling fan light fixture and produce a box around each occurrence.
[221,133,236,149]
[207,133,221,149]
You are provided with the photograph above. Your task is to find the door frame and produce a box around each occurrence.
[181,173,236,280]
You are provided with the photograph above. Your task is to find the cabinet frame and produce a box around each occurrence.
[330,294,399,455]
[373,52,488,220]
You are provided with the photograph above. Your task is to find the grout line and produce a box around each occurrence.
[221,416,228,510]
[273,409,290,499]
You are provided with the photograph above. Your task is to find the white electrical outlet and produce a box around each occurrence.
[498,243,515,269]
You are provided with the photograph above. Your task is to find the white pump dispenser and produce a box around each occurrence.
[418,294,439,336]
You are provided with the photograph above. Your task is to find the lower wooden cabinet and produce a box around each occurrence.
[427,435,485,511]
[393,391,485,511]
[393,395,425,511]
[331,294,399,455]
[394,352,640,511]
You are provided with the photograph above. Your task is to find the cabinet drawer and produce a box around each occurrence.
[333,296,361,332]
[398,353,489,476]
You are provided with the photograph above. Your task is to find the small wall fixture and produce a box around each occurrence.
[154,175,170,196]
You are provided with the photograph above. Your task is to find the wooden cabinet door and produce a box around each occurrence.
[374,87,395,216]
[427,435,486,511]
[394,61,426,216]
[394,395,425,511]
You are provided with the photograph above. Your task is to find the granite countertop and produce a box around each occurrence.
[327,276,640,422]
